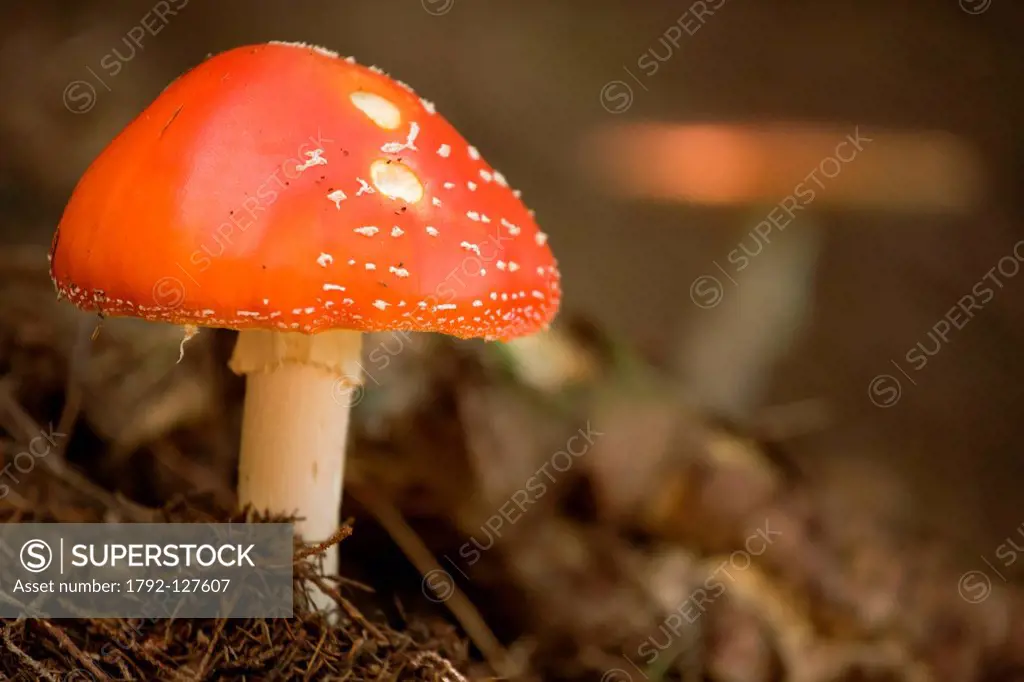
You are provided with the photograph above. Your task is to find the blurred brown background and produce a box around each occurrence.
[2,0,1024,611]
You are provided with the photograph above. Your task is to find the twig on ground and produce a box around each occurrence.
[349,479,513,679]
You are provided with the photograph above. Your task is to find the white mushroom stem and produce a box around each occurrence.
[229,328,363,585]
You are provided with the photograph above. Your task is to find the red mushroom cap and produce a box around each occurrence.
[50,42,561,341]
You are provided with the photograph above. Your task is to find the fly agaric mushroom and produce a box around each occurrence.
[49,41,561,579]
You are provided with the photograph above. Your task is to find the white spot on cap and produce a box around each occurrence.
[472,300,483,307]
[372,300,390,310]
[532,290,545,300]
[460,241,481,256]
[391,226,405,237]
[437,144,451,158]
[420,97,436,114]
[268,41,339,58]
[327,189,347,208]
[535,232,548,245]
[371,159,424,203]
[324,283,345,291]
[354,226,379,237]
[426,226,439,237]
[497,261,507,271]
[467,211,481,221]
[467,181,477,191]
[356,178,375,196]
[501,218,521,236]
[468,146,481,160]
[493,171,508,187]
[350,91,402,129]
[508,261,520,272]
[434,303,456,311]
[432,197,442,207]
[389,266,410,278]
[381,121,420,153]
[365,263,377,270]
[317,253,333,267]
[479,169,493,182]
[296,149,327,172]
[443,182,456,190]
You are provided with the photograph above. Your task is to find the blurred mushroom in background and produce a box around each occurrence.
[583,122,986,422]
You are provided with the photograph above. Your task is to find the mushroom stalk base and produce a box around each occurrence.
[229,329,363,586]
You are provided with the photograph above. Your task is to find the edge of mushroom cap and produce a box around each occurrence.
[50,275,561,342]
